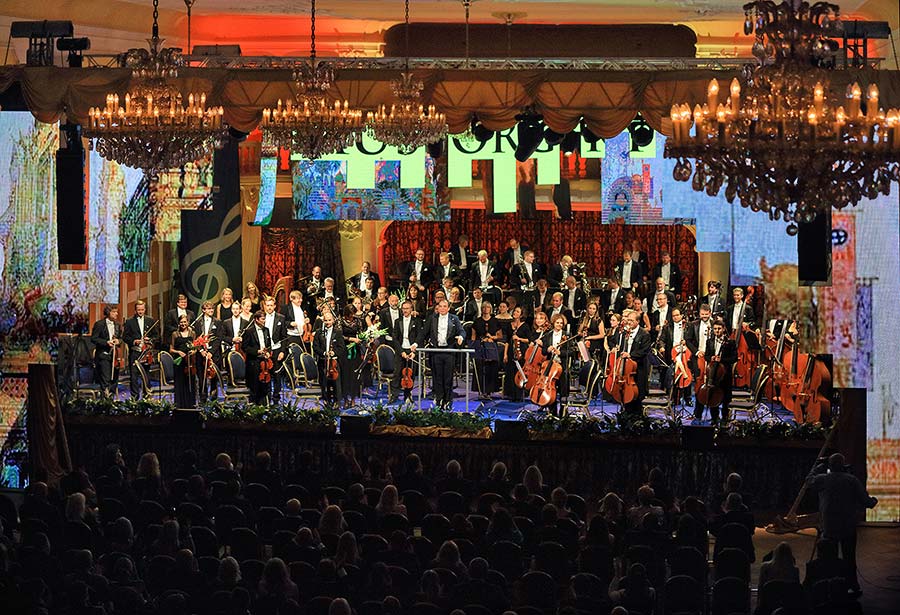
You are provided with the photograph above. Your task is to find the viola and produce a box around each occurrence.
[781,349,831,423]
[258,349,274,384]
[139,339,155,366]
[696,354,726,408]
[732,287,757,388]
[604,346,638,405]
[327,355,340,381]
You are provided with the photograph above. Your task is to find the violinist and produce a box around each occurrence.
[243,310,273,405]
[91,305,123,397]
[658,307,686,395]
[538,314,571,415]
[194,301,222,402]
[578,302,606,360]
[619,311,652,415]
[414,299,465,410]
[123,300,158,399]
[222,301,249,355]
[282,290,310,352]
[471,301,504,399]
[699,318,737,424]
[263,297,289,403]
[312,310,345,406]
[169,314,198,408]
[389,300,423,404]
[503,305,532,401]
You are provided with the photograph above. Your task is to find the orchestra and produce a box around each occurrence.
[85,239,825,425]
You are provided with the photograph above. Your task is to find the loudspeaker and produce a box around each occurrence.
[681,424,715,450]
[340,414,373,437]
[56,128,86,266]
[798,209,831,284]
[493,419,529,441]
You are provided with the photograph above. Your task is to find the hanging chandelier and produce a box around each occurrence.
[369,0,448,153]
[261,0,366,159]
[664,0,900,232]
[85,0,225,172]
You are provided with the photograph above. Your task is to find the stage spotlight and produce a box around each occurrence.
[470,116,494,143]
[579,120,601,144]
[427,140,444,159]
[628,114,654,151]
[561,131,580,155]
[543,128,565,146]
[515,111,544,162]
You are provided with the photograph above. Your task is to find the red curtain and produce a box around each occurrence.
[379,210,697,294]
[256,225,346,297]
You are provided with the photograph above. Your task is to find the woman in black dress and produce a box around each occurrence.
[340,305,363,405]
[169,315,197,408]
[406,285,426,318]
[504,305,532,401]
[471,302,503,398]
[215,287,235,321]
[538,314,571,416]
[578,301,607,362]
[244,281,262,314]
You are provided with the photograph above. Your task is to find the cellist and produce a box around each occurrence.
[658,307,687,395]
[700,318,738,424]
[619,311,652,415]
[538,314,571,416]
[684,304,713,420]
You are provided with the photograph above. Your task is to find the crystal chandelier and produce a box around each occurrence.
[84,0,226,172]
[368,0,448,153]
[261,0,366,159]
[664,0,900,232]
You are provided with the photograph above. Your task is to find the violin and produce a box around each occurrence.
[327,354,340,380]
[696,352,726,408]
[763,320,793,400]
[732,287,757,388]
[781,348,831,423]
[258,348,274,384]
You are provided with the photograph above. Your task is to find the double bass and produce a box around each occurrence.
[731,287,757,388]
[604,331,638,405]
[763,319,793,400]
[781,348,831,423]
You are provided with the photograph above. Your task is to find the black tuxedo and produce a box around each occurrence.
[659,321,689,358]
[222,316,251,356]
[538,329,573,411]
[533,290,552,314]
[469,261,498,289]
[547,263,572,289]
[502,246,529,271]
[165,307,196,342]
[450,245,472,269]
[348,271,381,293]
[91,318,123,394]
[651,262,683,293]
[379,305,402,335]
[649,305,673,341]
[701,292,726,316]
[312,325,346,405]
[262,311,289,401]
[601,287,628,316]
[621,327,652,411]
[631,251,650,277]
[684,318,713,372]
[646,289,677,311]
[419,312,465,406]
[404,260,433,288]
[123,314,159,397]
[615,260,643,288]
[511,262,544,289]
[193,316,223,401]
[698,335,738,422]
[462,298,489,323]
[544,306,574,333]
[725,302,756,332]
[242,325,272,404]
[562,287,587,316]
[435,263,461,285]
[391,315,423,397]
[280,302,310,341]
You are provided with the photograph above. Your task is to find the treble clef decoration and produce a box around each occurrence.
[181,202,242,308]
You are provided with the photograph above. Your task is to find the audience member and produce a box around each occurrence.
[626,485,664,530]
[375,485,407,518]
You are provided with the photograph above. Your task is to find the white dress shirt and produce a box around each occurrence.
[714,337,724,356]
[732,303,743,330]
[136,316,144,338]
[358,273,368,291]
[203,316,213,335]
[290,304,306,334]
[478,261,490,285]
[325,326,333,352]
[672,321,684,347]
[661,263,671,286]
[231,316,243,337]
[437,314,449,346]
[622,260,633,284]
[401,317,412,349]
[458,247,468,268]
[106,319,115,341]
[698,320,710,351]
[626,329,638,353]
[256,326,267,349]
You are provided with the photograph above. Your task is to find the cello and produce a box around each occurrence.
[696,354,726,408]
[731,287,757,388]
[670,339,693,404]
[781,348,831,423]
[604,327,638,405]
[529,335,567,407]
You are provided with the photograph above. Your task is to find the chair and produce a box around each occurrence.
[230,527,261,561]
[375,344,395,394]
[295,352,321,398]
[99,497,127,525]
[467,514,490,538]
[664,574,704,615]
[463,605,493,615]
[409,535,436,566]
[513,516,536,551]
[214,504,247,544]
[714,547,750,582]
[757,580,805,615]
[711,576,751,615]
[669,545,708,587]
[289,560,317,587]
[135,360,174,399]
[323,486,346,505]
[240,558,266,591]
[476,493,505,516]
[578,545,614,583]
[410,603,443,615]
[359,601,384,615]
[190,525,219,557]
[359,533,389,562]
[488,540,524,580]
[197,555,220,582]
[305,596,333,615]
[714,522,755,563]
[61,520,93,551]
[627,544,666,588]
[433,567,459,589]
[437,491,466,517]
[387,565,415,600]
[564,359,601,415]
[421,513,451,545]
[566,494,587,520]
[400,490,431,525]
[534,541,570,583]
[245,483,272,509]
[284,484,312,506]
[257,506,285,542]
[135,499,167,532]
[364,488,382,508]
[301,508,322,528]
[342,510,368,535]
[224,351,251,399]
[74,363,102,399]
[519,570,557,608]
[158,351,177,389]
[379,512,410,535]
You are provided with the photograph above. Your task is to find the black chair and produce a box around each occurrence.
[99,497,127,525]
[437,491,466,517]
[289,560,317,587]
[669,545,708,587]
[214,505,247,545]
[432,567,459,589]
[240,558,265,591]
[714,547,750,582]
[244,483,272,509]
[359,601,383,615]
[578,545,614,584]
[321,532,340,556]
[513,516,537,551]
[301,508,322,528]
[305,595,333,615]
[664,574,704,615]
[61,520,94,551]
[566,493,587,520]
[463,605,493,615]
[714,522,755,563]
[191,525,219,557]
[342,510,368,535]
[230,527,261,561]
[378,512,410,535]
[257,506,285,542]
[421,513,451,545]
[488,540,524,580]
[283,484,311,506]
[323,486,347,505]
[519,570,557,609]
[176,502,210,528]
[359,533,389,563]
[387,565,415,601]
[409,535,436,567]
[400,490,431,525]
[364,487,382,507]
[757,580,805,615]
[467,514,490,539]
[135,499,168,532]
[476,492,505,516]
[534,541,570,583]
[712,576,751,615]
[146,554,176,594]
[197,555,219,582]
[273,530,297,559]
[410,602,442,615]
[627,544,666,588]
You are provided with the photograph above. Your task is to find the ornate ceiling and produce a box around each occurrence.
[0,0,894,62]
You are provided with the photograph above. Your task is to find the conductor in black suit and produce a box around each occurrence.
[414,299,465,409]
[619,311,652,415]
[123,300,158,398]
[242,310,272,405]
[91,305,123,396]
[164,294,196,344]
[312,310,346,406]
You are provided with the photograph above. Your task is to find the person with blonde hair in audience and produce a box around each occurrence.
[375,484,407,518]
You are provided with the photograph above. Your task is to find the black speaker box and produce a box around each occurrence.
[681,424,715,450]
[798,209,831,284]
[493,419,529,441]
[340,414,373,437]
[56,146,86,265]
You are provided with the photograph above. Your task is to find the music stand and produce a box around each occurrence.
[416,347,475,412]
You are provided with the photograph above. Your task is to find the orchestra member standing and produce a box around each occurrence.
[242,310,272,405]
[244,282,263,314]
[502,239,528,273]
[701,280,724,317]
[222,301,249,357]
[282,290,310,352]
[630,240,650,279]
[615,249,642,291]
[699,318,737,424]
[651,251,683,295]
[504,306,532,402]
[471,302,503,399]
[538,314,571,416]
[263,297,289,403]
[390,301,422,404]
[414,299,464,410]
[601,278,628,319]
[649,292,672,343]
[562,276,587,318]
[578,302,606,361]
[91,305,123,397]
[215,287,235,321]
[164,294,195,343]
[548,255,574,289]
[340,305,364,406]
[169,314,197,408]
[194,301,222,402]
[436,252,460,286]
[123,300,158,399]
[450,234,472,273]
[619,311,652,415]
[405,249,433,291]
[726,286,756,334]
[348,261,381,295]
[312,310,344,406]
[470,250,497,290]
[658,307,687,395]
[685,304,713,421]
